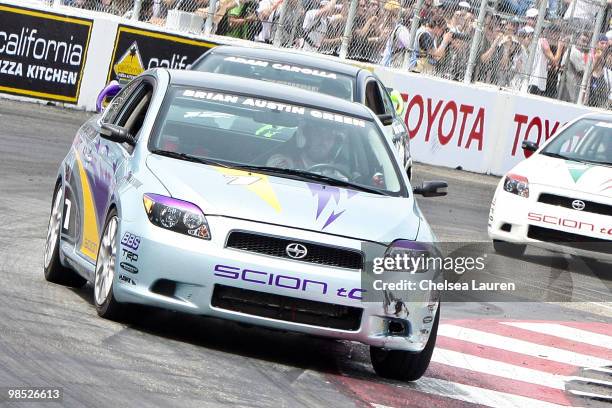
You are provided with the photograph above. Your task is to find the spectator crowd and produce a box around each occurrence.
[63,0,612,108]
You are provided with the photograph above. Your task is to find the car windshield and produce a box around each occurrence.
[192,54,354,101]
[541,119,612,166]
[149,86,405,195]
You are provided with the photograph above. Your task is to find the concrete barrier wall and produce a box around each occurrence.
[0,0,607,176]
[373,68,597,175]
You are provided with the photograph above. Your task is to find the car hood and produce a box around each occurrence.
[512,154,612,197]
[146,155,419,242]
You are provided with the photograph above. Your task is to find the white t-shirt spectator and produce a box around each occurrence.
[301,9,329,51]
[529,38,549,91]
[381,25,411,65]
[256,0,277,42]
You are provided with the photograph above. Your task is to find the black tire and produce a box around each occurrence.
[43,184,87,288]
[493,240,526,257]
[370,304,440,381]
[94,208,128,320]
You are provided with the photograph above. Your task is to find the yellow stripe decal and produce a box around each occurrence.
[74,150,99,260]
[216,167,281,213]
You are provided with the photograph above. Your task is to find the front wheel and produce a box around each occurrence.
[43,184,87,288]
[94,209,128,320]
[370,305,440,381]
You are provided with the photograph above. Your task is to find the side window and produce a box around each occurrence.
[378,82,396,117]
[115,81,154,139]
[101,80,141,124]
[364,80,386,115]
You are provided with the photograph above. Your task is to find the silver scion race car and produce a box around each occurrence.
[99,45,413,179]
[45,69,446,380]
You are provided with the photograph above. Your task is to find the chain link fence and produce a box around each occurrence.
[50,0,612,107]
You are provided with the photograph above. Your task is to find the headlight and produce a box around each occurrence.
[143,193,210,240]
[503,174,529,198]
[379,241,435,274]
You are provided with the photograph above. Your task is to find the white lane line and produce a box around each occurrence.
[439,324,612,367]
[408,377,569,408]
[432,348,567,389]
[502,322,612,350]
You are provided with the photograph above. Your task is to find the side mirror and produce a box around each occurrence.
[378,113,394,126]
[100,123,134,145]
[413,181,448,197]
[96,81,122,113]
[521,140,539,158]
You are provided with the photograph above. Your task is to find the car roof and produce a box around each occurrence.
[165,69,374,120]
[579,112,612,122]
[205,45,364,77]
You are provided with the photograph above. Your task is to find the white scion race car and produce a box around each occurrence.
[488,113,612,260]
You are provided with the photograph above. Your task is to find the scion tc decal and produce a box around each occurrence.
[308,183,358,230]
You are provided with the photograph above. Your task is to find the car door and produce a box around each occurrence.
[363,79,410,174]
[378,80,410,175]
[69,79,148,264]
[98,76,155,219]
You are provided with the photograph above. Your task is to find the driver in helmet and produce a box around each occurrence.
[266,121,348,179]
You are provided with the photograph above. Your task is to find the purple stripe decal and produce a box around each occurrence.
[307,183,358,229]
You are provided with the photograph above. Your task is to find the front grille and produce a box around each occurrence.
[211,284,363,331]
[527,225,612,254]
[226,231,363,270]
[538,193,612,217]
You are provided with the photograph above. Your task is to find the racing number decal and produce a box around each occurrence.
[63,198,71,230]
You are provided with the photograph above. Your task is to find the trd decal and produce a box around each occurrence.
[121,248,138,262]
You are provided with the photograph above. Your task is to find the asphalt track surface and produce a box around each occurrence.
[0,100,610,408]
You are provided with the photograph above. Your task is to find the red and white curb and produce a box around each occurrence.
[331,319,612,408]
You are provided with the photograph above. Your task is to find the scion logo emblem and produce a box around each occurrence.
[286,243,308,259]
[572,200,586,211]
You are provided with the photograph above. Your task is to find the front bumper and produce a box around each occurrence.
[488,181,612,261]
[113,215,438,352]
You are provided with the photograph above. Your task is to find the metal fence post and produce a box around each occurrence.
[521,0,548,93]
[577,0,607,105]
[272,0,290,47]
[463,0,488,83]
[204,0,219,35]
[339,0,359,59]
[132,0,142,21]
[402,0,425,70]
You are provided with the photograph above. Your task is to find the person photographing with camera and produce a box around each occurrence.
[381,15,452,72]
